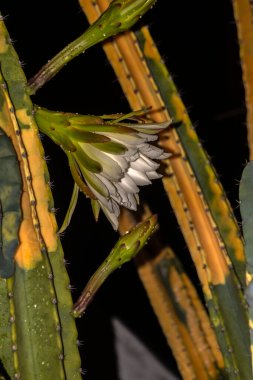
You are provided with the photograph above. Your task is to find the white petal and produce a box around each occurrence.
[88,186,114,213]
[139,144,166,159]
[137,132,158,142]
[124,121,170,133]
[81,167,109,198]
[105,152,130,172]
[99,203,119,230]
[130,157,157,172]
[146,171,162,179]
[119,173,139,194]
[159,152,171,159]
[96,174,117,197]
[140,154,160,170]
[134,193,139,205]
[113,183,131,207]
[126,193,138,211]
[127,167,152,186]
[128,151,140,162]
[121,147,138,158]
[80,143,123,181]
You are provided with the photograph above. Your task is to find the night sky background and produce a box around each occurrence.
[0,1,248,379]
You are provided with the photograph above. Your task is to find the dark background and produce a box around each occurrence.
[1,1,248,378]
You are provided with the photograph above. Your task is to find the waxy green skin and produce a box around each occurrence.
[0,12,82,380]
[28,0,156,94]
[136,30,251,379]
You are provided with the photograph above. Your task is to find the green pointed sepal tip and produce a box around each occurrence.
[91,199,101,221]
[58,183,79,234]
[72,214,158,317]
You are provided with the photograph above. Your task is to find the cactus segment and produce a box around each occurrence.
[239,161,253,370]
[0,129,22,278]
[28,0,156,94]
[73,214,158,317]
[232,0,253,160]
[0,13,82,379]
[136,27,245,288]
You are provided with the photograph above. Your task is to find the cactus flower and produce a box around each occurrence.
[35,107,170,229]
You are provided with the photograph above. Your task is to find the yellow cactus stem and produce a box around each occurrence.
[119,208,225,380]
[232,0,253,160]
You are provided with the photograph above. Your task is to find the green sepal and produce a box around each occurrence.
[67,153,96,198]
[58,183,79,234]
[91,141,127,154]
[73,123,136,134]
[91,199,100,221]
[75,145,102,173]
[68,129,110,143]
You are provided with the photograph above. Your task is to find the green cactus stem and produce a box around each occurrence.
[28,0,156,94]
[0,12,82,379]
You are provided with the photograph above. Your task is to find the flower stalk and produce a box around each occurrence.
[73,214,158,317]
[27,0,156,94]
